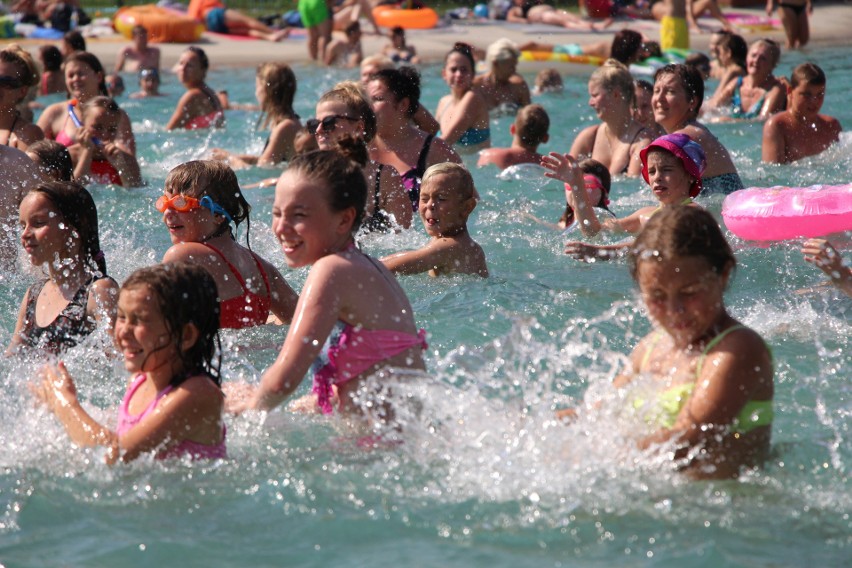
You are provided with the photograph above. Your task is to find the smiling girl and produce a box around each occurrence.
[435,43,490,153]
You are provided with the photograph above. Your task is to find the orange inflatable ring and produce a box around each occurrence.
[114,5,204,44]
[372,6,439,29]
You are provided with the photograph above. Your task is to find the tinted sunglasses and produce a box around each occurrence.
[305,114,358,133]
[0,76,23,89]
[155,194,234,222]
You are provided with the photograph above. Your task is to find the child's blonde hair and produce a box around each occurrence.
[590,59,635,107]
[422,163,476,201]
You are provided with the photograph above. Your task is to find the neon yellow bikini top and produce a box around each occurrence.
[637,325,774,434]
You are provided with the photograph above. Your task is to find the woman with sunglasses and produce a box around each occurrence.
[158,160,297,329]
[37,52,136,156]
[310,81,412,231]
[0,47,43,151]
[366,67,461,210]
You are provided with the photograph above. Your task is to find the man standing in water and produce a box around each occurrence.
[0,145,44,267]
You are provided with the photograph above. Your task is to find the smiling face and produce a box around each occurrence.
[64,60,102,100]
[160,191,221,244]
[746,43,775,77]
[443,52,474,92]
[652,73,694,131]
[19,192,79,268]
[271,169,353,268]
[114,284,178,374]
[637,255,729,347]
[418,173,474,238]
[644,150,693,205]
[313,100,363,149]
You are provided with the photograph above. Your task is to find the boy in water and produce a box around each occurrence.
[762,63,841,164]
[324,21,363,68]
[114,26,161,73]
[478,104,549,170]
[382,163,489,277]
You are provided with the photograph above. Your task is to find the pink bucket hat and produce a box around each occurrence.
[640,133,707,198]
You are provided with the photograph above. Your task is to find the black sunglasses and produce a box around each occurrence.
[306,114,358,133]
[0,76,23,89]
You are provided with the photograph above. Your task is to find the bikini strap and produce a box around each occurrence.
[248,251,272,296]
[695,324,746,378]
[415,134,434,178]
[639,330,666,372]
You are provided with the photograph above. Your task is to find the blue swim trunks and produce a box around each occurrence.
[553,43,584,57]
[206,7,229,33]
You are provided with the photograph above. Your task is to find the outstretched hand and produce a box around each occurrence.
[30,362,78,413]
[802,238,847,279]
[542,152,584,187]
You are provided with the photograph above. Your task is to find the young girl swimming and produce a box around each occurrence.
[159,160,298,329]
[67,96,142,187]
[166,47,225,131]
[226,149,426,417]
[544,132,705,261]
[592,206,773,479]
[7,181,118,355]
[32,262,227,463]
[436,43,491,153]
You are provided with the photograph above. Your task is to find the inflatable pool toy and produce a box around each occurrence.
[113,5,204,43]
[497,162,550,182]
[725,11,780,31]
[520,50,604,67]
[722,184,852,241]
[372,5,439,29]
[629,48,690,77]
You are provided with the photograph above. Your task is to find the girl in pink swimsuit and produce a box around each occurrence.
[225,149,427,419]
[32,262,227,463]
[166,47,225,131]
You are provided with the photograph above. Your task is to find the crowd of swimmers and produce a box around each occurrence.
[0,14,845,480]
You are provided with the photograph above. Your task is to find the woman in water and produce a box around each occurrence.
[706,38,785,121]
[37,52,136,155]
[311,81,412,231]
[0,48,43,150]
[211,62,302,167]
[166,47,225,130]
[32,262,227,463]
[158,160,298,329]
[226,149,426,417]
[652,63,743,195]
[7,181,118,355]
[569,59,653,178]
[366,67,461,210]
[436,43,490,153]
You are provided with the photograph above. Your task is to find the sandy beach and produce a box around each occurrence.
[5,3,852,72]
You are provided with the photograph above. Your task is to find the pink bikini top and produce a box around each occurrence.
[117,374,227,460]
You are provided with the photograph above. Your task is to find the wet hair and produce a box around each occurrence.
[1,46,38,89]
[751,38,781,69]
[256,62,298,129]
[610,29,643,65]
[185,46,210,71]
[590,59,635,107]
[345,21,361,35]
[643,41,662,59]
[790,62,826,89]
[629,206,735,281]
[685,52,711,78]
[635,78,653,95]
[287,149,368,233]
[371,66,421,117]
[294,125,319,155]
[331,134,370,167]
[446,42,476,71]
[421,162,476,201]
[122,262,222,386]
[718,33,747,68]
[654,63,705,118]
[64,52,109,96]
[81,95,121,122]
[164,160,253,245]
[559,159,612,228]
[515,103,549,147]
[361,54,394,73]
[39,45,64,72]
[63,30,87,53]
[535,68,563,92]
[26,181,107,276]
[318,81,377,142]
[26,140,73,181]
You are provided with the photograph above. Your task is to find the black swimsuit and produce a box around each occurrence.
[363,164,393,233]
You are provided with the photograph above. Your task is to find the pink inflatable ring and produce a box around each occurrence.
[722,184,852,241]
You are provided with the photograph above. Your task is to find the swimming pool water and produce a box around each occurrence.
[0,46,849,567]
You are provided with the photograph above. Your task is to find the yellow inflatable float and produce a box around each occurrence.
[114,5,204,43]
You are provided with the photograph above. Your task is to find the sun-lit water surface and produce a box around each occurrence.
[0,46,850,567]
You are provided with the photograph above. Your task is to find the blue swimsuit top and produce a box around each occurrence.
[456,126,490,146]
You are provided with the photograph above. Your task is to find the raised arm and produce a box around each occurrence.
[381,239,457,275]
[438,91,485,146]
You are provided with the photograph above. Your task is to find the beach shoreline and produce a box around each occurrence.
[3,4,852,73]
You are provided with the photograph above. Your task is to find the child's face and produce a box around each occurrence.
[636,255,729,347]
[418,174,474,238]
[114,285,178,374]
[443,52,474,91]
[18,192,77,268]
[272,170,353,268]
[644,150,693,204]
[84,107,120,143]
[160,190,221,244]
[65,61,102,99]
[790,81,825,117]
[140,74,159,93]
[633,87,654,127]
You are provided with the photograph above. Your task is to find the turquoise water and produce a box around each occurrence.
[1,47,850,566]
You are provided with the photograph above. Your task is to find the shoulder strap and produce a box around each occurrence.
[248,252,272,296]
[696,324,746,378]
[640,330,666,372]
[202,243,247,288]
[415,134,434,177]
